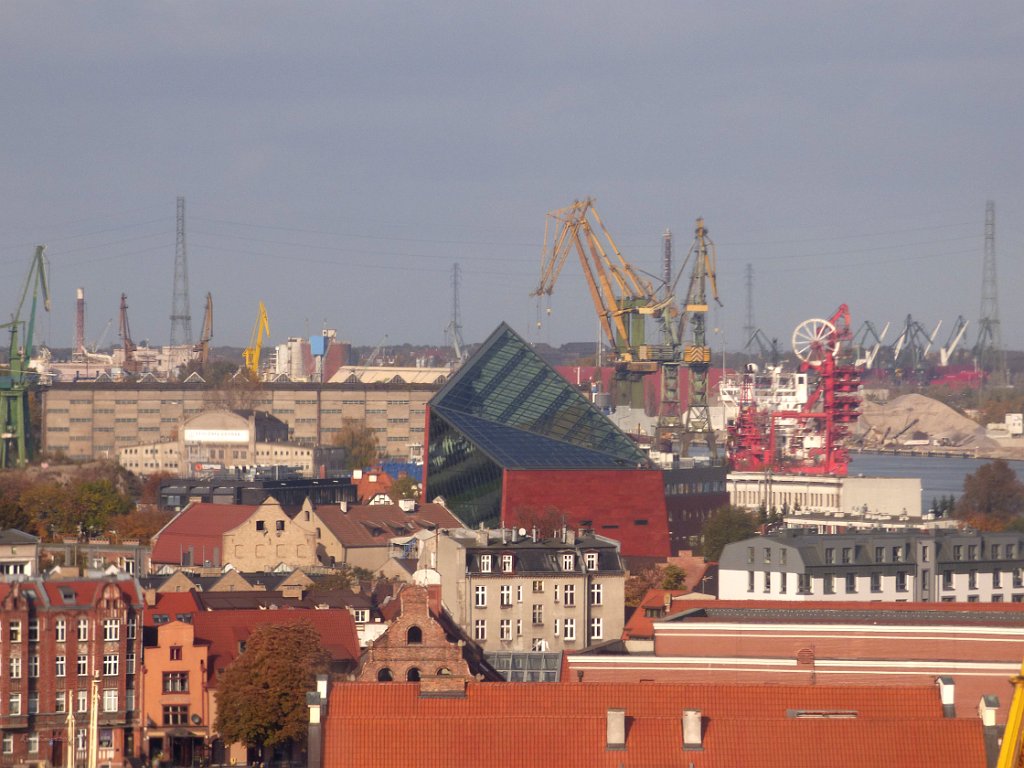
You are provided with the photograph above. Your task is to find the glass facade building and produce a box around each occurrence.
[425,323,649,528]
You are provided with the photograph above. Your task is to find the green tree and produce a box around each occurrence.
[0,473,32,531]
[331,419,381,470]
[700,506,758,561]
[387,474,420,502]
[624,567,659,607]
[215,621,331,759]
[660,564,686,590]
[955,459,1024,530]
[69,478,133,536]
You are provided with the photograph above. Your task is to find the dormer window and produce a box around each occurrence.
[480,555,492,573]
[584,552,598,571]
[561,553,575,572]
[501,554,513,573]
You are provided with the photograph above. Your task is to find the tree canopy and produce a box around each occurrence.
[955,459,1024,531]
[331,419,381,470]
[387,474,420,502]
[700,506,758,561]
[215,621,331,753]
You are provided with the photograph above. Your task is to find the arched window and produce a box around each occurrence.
[377,668,393,682]
[406,667,421,682]
[406,626,423,645]
[436,667,452,677]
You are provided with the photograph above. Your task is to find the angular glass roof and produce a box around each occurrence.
[429,323,647,470]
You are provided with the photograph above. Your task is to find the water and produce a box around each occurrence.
[849,453,1024,513]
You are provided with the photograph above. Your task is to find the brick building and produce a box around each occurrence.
[0,576,144,768]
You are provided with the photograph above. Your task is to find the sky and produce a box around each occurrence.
[0,2,1020,357]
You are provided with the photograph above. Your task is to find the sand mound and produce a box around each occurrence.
[857,393,998,450]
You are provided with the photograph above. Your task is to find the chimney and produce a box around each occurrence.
[75,287,85,356]
[606,708,626,751]
[426,583,442,617]
[339,501,349,514]
[352,469,363,480]
[531,527,538,542]
[306,674,329,768]
[502,528,508,544]
[398,498,416,513]
[511,527,519,543]
[566,529,576,545]
[682,709,703,751]
[935,676,956,718]
[978,695,1000,728]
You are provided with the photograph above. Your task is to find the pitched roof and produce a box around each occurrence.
[322,682,985,768]
[144,591,203,626]
[316,502,463,548]
[151,503,259,565]
[623,589,694,640]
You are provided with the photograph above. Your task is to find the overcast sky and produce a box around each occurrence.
[0,2,1020,357]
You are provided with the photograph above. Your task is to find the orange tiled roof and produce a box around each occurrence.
[322,682,985,768]
[143,591,203,626]
[316,502,462,548]
[151,502,259,565]
[623,589,692,640]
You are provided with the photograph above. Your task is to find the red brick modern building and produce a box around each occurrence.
[0,576,144,768]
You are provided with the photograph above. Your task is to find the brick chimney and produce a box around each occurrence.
[426,584,442,617]
[606,708,626,750]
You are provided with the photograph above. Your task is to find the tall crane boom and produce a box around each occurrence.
[195,293,213,366]
[243,301,270,377]
[119,293,139,374]
[1,245,51,468]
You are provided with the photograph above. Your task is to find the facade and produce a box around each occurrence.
[118,409,313,477]
[310,679,989,768]
[0,529,41,579]
[727,471,923,519]
[157,475,355,511]
[425,527,625,654]
[42,378,443,462]
[568,598,1024,724]
[423,323,689,558]
[0,576,144,768]
[718,528,1024,603]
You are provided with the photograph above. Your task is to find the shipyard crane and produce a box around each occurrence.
[532,198,672,409]
[195,293,213,367]
[118,294,139,374]
[744,329,781,367]
[0,246,51,468]
[243,301,270,377]
[939,315,969,367]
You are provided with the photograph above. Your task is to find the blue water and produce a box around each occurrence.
[849,453,1024,513]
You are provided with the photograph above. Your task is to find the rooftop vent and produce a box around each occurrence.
[682,709,703,751]
[606,708,626,751]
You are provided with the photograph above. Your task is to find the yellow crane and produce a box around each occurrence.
[243,301,269,377]
[194,293,213,367]
[998,659,1024,767]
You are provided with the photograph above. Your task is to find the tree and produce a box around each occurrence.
[700,506,757,561]
[387,474,420,503]
[112,507,173,543]
[955,459,1024,531]
[331,419,381,470]
[215,621,331,759]
[68,478,133,535]
[660,564,686,590]
[512,505,565,538]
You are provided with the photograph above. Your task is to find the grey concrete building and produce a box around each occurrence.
[719,528,1024,603]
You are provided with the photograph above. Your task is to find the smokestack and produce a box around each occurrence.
[606,709,626,750]
[935,676,956,718]
[682,710,703,751]
[75,287,85,356]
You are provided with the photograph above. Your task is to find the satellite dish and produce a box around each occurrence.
[190,714,202,725]
[518,528,527,537]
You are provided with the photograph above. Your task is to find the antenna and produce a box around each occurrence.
[974,200,1005,382]
[444,263,466,364]
[170,196,193,346]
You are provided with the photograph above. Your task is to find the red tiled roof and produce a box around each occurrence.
[150,503,258,565]
[623,589,693,640]
[143,591,203,626]
[356,470,393,503]
[322,682,985,768]
[191,608,360,677]
[316,503,462,548]
[39,578,143,607]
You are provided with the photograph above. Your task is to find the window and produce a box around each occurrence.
[479,555,492,573]
[992,544,1000,559]
[55,619,66,642]
[517,585,523,603]
[10,656,21,679]
[474,585,487,608]
[870,573,882,593]
[922,545,930,562]
[942,571,954,590]
[532,580,544,593]
[896,571,908,592]
[103,619,119,642]
[874,547,884,564]
[55,691,66,714]
[764,547,772,563]
[126,618,137,641]
[28,692,38,714]
[77,655,88,676]
[126,690,135,712]
[27,733,38,755]
[1015,568,1024,589]
[590,617,603,640]
[276,520,285,532]
[823,573,835,594]
[55,655,66,677]
[841,547,852,564]
[968,544,978,560]
[516,619,523,637]
[780,549,787,565]
[747,546,754,564]
[995,571,1003,589]
[1008,544,1016,559]
[953,545,963,561]
[76,730,86,751]
[256,520,266,531]
[585,552,598,571]
[501,554,513,573]
[10,620,21,643]
[563,584,576,607]
[499,619,512,640]
[103,689,118,713]
[564,618,576,641]
[1015,594,1024,603]
[500,585,512,607]
[846,573,857,593]
[353,609,370,624]
[99,729,113,749]
[28,619,38,642]
[824,548,834,564]
[163,705,189,726]
[532,604,543,625]
[170,646,183,661]
[779,573,787,594]
[993,594,1005,603]
[763,572,772,593]
[2,734,11,755]
[473,620,486,641]
[531,638,547,651]
[969,570,978,590]
[798,574,811,594]
[967,595,980,603]
[163,671,188,693]
[28,655,38,678]
[103,655,119,676]
[748,570,755,592]
[78,619,88,642]
[561,553,575,571]
[9,693,21,716]
[590,583,603,606]
[406,626,422,644]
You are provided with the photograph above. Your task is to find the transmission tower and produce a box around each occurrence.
[445,263,466,364]
[170,196,193,346]
[743,263,754,354]
[974,200,1005,381]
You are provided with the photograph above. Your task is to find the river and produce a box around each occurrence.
[849,453,1024,513]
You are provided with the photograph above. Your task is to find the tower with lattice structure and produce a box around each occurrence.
[974,200,1005,381]
[170,196,193,346]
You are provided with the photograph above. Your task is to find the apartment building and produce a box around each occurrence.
[425,528,625,654]
[42,378,442,461]
[719,528,1024,602]
[0,576,144,768]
